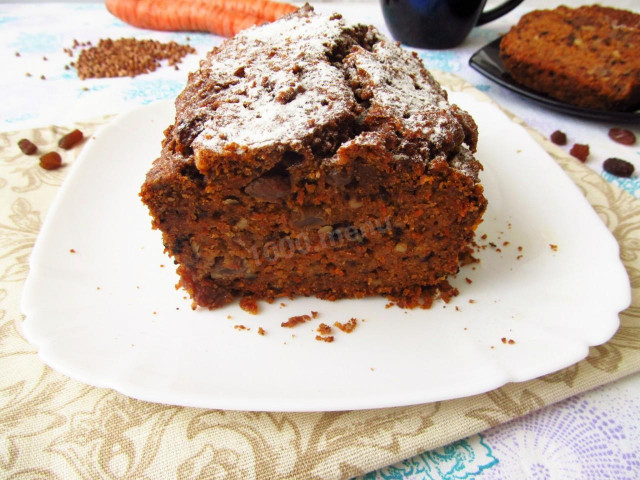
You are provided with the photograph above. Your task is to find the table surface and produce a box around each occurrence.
[1,1,639,479]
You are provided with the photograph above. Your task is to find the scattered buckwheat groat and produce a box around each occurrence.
[75,38,195,79]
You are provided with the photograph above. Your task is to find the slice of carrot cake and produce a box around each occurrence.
[140,5,487,309]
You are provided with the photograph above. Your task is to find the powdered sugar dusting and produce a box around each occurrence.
[174,5,478,175]
[343,40,464,152]
[190,10,354,153]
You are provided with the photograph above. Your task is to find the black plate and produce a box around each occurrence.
[469,37,640,123]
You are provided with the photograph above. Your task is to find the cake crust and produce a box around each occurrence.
[141,5,487,309]
[500,5,640,111]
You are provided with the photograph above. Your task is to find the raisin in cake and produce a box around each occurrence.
[500,5,640,111]
[140,5,487,309]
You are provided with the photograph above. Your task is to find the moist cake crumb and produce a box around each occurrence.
[282,314,311,327]
[317,323,332,335]
[315,335,334,343]
[334,318,357,333]
[239,297,258,314]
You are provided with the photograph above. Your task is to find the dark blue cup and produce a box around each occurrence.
[381,0,525,49]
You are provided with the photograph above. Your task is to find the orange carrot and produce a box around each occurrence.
[105,0,298,37]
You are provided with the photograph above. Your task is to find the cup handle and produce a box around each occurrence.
[476,0,525,26]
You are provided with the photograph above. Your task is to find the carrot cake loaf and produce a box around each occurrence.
[500,5,640,110]
[140,5,487,309]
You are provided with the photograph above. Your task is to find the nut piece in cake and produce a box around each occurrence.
[140,5,487,309]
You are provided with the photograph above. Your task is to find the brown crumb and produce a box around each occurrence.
[549,244,558,252]
[370,367,375,371]
[15,52,20,57]
[334,318,357,333]
[468,299,476,304]
[258,327,266,336]
[517,246,523,251]
[465,277,472,284]
[226,315,232,319]
[317,323,332,335]
[481,234,487,240]
[315,335,334,343]
[234,325,249,331]
[96,286,100,290]
[25,72,31,77]
[69,248,76,253]
[517,255,523,260]
[40,75,46,80]
[281,314,311,328]
[489,242,497,248]
[508,339,516,345]
[280,302,286,308]
[43,56,48,61]
[153,311,156,315]
[490,346,495,350]
[385,302,395,309]
[455,306,460,311]
[239,297,258,314]
[501,337,507,344]
[159,264,164,268]
[311,311,318,319]
[503,241,509,246]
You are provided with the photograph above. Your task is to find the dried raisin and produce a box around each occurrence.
[550,130,567,145]
[39,152,62,170]
[608,128,636,146]
[58,129,84,150]
[18,138,37,155]
[569,143,589,162]
[603,157,634,177]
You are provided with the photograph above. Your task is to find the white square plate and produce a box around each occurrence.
[21,92,630,411]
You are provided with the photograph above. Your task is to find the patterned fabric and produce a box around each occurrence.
[1,71,639,479]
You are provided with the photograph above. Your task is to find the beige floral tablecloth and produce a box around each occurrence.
[1,74,639,480]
